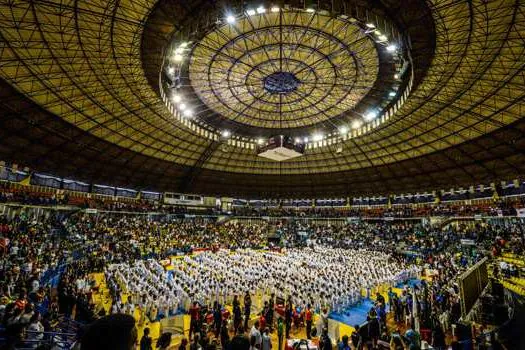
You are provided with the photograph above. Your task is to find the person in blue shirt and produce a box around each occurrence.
[337,335,350,350]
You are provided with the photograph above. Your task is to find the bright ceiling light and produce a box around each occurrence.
[256,6,266,14]
[313,134,323,142]
[226,15,235,24]
[294,137,301,143]
[303,137,309,143]
[352,120,363,129]
[174,47,184,54]
[167,66,175,75]
[339,126,349,135]
[222,130,231,138]
[172,94,182,103]
[394,73,400,79]
[306,8,315,13]
[366,23,375,28]
[173,54,183,62]
[246,9,256,16]
[179,42,188,48]
[178,103,187,111]
[378,35,388,41]
[386,44,397,52]
[374,30,382,35]
[270,6,280,12]
[364,111,378,121]
[257,138,265,145]
[183,109,193,117]
[389,91,396,97]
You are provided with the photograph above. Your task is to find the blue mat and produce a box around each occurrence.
[328,299,375,326]
[396,278,422,289]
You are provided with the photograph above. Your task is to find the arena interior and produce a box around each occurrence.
[1,0,525,349]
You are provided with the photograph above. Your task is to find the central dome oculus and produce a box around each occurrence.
[187,10,379,129]
[263,72,301,94]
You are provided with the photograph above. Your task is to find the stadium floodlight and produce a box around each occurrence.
[386,44,397,52]
[352,120,363,129]
[270,6,280,12]
[339,126,349,135]
[222,130,231,138]
[256,6,266,14]
[172,94,182,103]
[366,23,375,28]
[178,103,187,111]
[313,133,323,142]
[364,110,378,121]
[183,109,193,117]
[226,15,236,24]
[246,9,256,16]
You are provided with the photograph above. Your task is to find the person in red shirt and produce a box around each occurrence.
[189,301,200,340]
[305,304,313,339]
[259,312,266,331]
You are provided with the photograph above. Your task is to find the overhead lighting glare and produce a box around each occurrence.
[306,8,315,13]
[303,137,309,143]
[366,23,375,29]
[257,138,265,145]
[222,130,231,138]
[270,7,280,12]
[389,91,396,97]
[364,111,378,121]
[167,66,175,75]
[313,134,323,142]
[386,44,397,52]
[178,103,187,111]
[172,94,182,103]
[339,126,349,135]
[394,73,399,79]
[352,120,363,129]
[294,137,301,143]
[226,15,236,24]
[246,9,256,16]
[173,54,183,62]
[374,30,382,35]
[179,42,188,48]
[183,109,193,117]
[378,35,388,41]
[174,47,184,54]
[256,6,266,14]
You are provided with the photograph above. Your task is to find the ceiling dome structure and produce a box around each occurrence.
[0,0,524,198]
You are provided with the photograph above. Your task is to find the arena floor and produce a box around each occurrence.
[90,272,414,349]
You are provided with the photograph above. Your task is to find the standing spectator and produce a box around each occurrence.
[305,304,313,339]
[244,291,252,331]
[140,327,152,350]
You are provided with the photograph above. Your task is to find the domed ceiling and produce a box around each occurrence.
[0,0,524,198]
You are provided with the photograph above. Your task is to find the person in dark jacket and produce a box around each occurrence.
[140,327,152,350]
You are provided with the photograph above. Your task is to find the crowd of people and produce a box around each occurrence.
[2,181,525,220]
[0,200,523,349]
